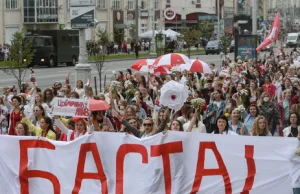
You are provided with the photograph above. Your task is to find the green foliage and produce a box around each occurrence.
[198,21,214,39]
[180,28,201,58]
[220,36,231,55]
[2,31,35,91]
[97,28,111,47]
[113,27,124,45]
[128,24,136,43]
[155,31,165,56]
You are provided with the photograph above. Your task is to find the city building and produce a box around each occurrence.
[0,0,234,45]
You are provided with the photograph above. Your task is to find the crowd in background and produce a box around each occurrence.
[1,45,300,192]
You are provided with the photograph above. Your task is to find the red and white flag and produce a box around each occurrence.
[256,12,280,52]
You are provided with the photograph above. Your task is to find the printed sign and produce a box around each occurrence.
[0,133,300,193]
[164,8,176,20]
[70,0,96,6]
[52,97,89,117]
[70,6,95,29]
[235,35,258,61]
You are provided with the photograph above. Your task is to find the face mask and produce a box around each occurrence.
[263,97,269,102]
[119,111,125,116]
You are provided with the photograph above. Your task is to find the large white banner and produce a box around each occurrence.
[1,132,300,194]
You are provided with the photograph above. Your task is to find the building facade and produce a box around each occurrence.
[0,0,234,45]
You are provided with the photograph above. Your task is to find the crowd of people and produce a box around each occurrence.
[0,44,9,61]
[1,45,300,192]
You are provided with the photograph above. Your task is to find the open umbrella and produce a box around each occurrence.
[179,59,212,74]
[89,99,110,111]
[130,59,155,72]
[151,53,191,69]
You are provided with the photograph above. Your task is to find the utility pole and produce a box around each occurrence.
[252,0,257,35]
[217,0,220,39]
[135,0,139,44]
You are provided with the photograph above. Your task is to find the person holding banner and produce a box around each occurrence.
[55,116,92,141]
[113,109,169,138]
[213,115,238,135]
[15,122,31,136]
[250,116,272,136]
[21,115,56,140]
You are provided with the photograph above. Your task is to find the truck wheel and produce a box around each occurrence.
[48,57,55,68]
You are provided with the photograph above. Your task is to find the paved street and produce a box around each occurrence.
[0,53,234,92]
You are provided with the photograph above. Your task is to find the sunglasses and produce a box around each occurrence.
[143,123,152,127]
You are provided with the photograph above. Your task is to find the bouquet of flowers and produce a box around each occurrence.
[125,89,135,100]
[240,89,250,109]
[110,81,121,99]
[235,105,246,122]
[124,80,133,89]
[191,98,206,120]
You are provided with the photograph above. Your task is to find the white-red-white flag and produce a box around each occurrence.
[256,12,280,52]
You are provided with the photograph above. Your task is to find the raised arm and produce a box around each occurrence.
[112,110,141,137]
[55,118,72,135]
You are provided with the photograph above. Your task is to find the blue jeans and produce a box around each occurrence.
[294,188,300,194]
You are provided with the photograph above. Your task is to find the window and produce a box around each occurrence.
[166,0,170,4]
[113,0,120,10]
[154,0,159,10]
[24,0,58,23]
[6,0,18,9]
[99,0,105,9]
[127,0,133,9]
[141,0,146,9]
[197,0,200,3]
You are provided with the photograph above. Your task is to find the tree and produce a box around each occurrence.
[180,28,201,58]
[113,27,124,45]
[95,28,111,92]
[2,31,35,91]
[128,24,136,43]
[198,21,214,40]
[220,35,231,55]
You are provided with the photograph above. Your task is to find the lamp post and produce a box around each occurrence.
[217,0,220,39]
[135,0,139,44]
[150,7,157,56]
[252,0,257,35]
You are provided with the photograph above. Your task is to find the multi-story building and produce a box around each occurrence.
[0,0,233,45]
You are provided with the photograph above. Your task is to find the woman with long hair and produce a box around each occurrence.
[74,80,85,99]
[15,122,31,136]
[4,92,22,135]
[55,116,92,141]
[184,108,206,133]
[42,88,54,108]
[283,113,300,137]
[21,115,56,140]
[168,120,184,131]
[34,93,52,118]
[259,92,280,135]
[250,116,272,136]
[113,109,169,138]
[213,115,238,135]
[32,105,45,128]
[228,109,248,135]
[206,89,226,133]
[278,89,293,129]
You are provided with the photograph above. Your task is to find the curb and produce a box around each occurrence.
[88,52,205,63]
[0,52,205,68]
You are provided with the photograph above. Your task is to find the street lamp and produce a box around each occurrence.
[217,0,220,39]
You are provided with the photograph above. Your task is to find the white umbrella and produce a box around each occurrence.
[139,30,158,38]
